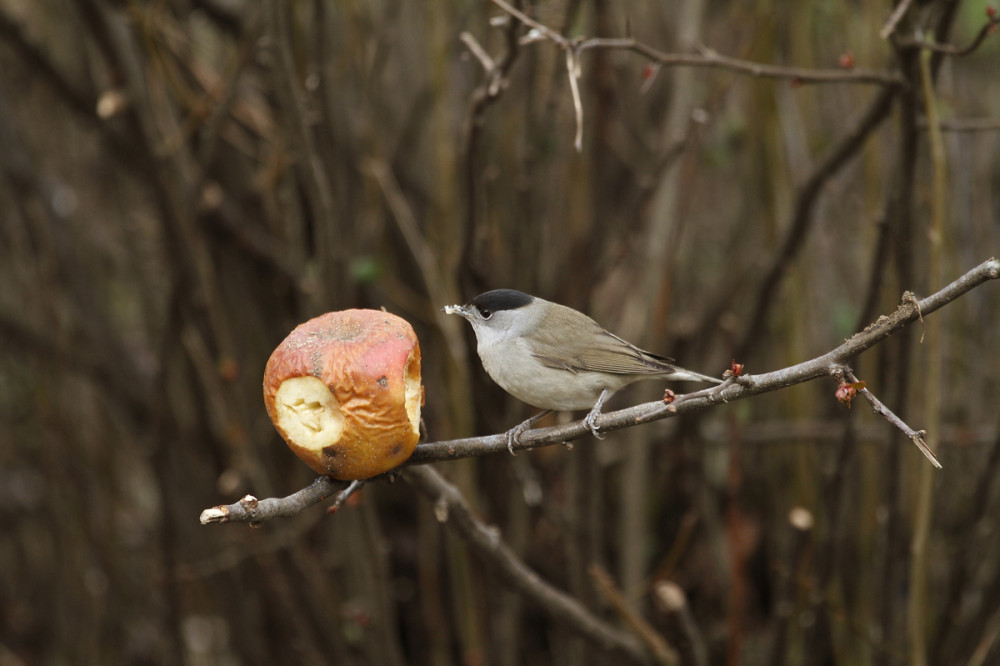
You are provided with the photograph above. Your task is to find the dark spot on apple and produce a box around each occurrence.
[322,446,339,459]
[392,444,402,456]
[378,376,388,388]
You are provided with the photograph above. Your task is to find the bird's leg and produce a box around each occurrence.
[583,389,609,439]
[505,410,552,455]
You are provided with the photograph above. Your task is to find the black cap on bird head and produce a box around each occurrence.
[469,289,534,316]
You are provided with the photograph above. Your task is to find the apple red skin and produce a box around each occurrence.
[263,310,423,480]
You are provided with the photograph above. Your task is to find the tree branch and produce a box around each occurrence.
[199,257,1000,525]
[880,0,916,40]
[488,0,904,87]
[199,476,346,525]
[895,14,1000,57]
[576,37,905,86]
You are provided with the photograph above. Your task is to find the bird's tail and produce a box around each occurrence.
[636,347,722,384]
[665,367,723,384]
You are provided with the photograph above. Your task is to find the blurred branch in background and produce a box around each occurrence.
[2,0,1000,664]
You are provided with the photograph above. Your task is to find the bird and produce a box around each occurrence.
[444,289,721,452]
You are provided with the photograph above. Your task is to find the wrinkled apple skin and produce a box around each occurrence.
[263,310,423,480]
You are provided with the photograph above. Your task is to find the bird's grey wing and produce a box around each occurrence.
[527,308,672,376]
[575,330,676,374]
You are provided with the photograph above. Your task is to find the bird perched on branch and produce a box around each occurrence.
[445,289,721,452]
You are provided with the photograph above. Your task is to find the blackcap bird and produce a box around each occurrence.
[445,289,720,452]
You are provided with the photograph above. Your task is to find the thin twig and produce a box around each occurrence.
[590,565,679,665]
[487,1,586,149]
[460,31,507,97]
[489,0,903,87]
[843,369,940,469]
[895,16,1000,57]
[489,0,567,47]
[460,31,496,73]
[880,0,916,40]
[326,480,365,514]
[578,37,905,86]
[200,476,345,524]
[566,46,584,152]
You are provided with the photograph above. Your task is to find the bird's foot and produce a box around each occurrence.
[504,410,552,455]
[504,419,531,455]
[583,390,609,440]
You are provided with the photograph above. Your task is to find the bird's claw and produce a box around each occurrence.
[502,410,553,455]
[582,389,610,440]
[504,419,531,455]
[583,410,605,439]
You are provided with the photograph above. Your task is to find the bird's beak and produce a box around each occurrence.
[442,304,471,318]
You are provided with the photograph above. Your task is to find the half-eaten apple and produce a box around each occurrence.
[263,309,424,480]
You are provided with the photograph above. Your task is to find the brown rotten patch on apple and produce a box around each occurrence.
[263,309,424,480]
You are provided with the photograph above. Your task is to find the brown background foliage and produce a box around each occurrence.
[1,0,999,664]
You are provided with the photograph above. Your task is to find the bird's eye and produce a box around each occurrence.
[478,308,492,319]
